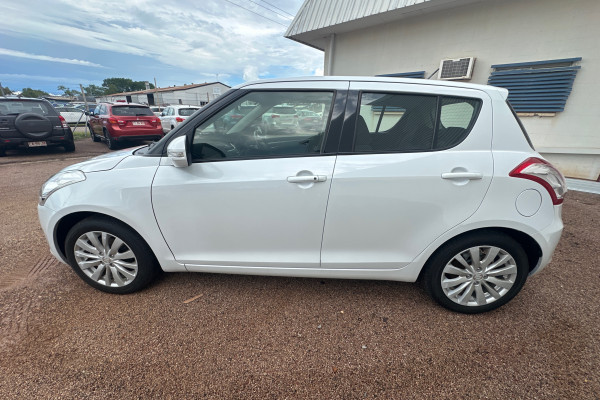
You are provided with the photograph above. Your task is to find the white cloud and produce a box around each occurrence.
[0,0,323,81]
[243,66,260,82]
[0,48,103,67]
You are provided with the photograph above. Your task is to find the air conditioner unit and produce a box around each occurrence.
[438,57,476,80]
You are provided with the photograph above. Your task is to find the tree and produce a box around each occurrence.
[101,78,154,95]
[0,85,12,96]
[57,85,80,98]
[83,84,106,97]
[21,88,49,98]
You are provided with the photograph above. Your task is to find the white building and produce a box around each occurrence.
[285,0,600,180]
[97,82,230,108]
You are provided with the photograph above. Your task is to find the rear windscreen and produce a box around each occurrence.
[0,100,53,116]
[272,107,296,114]
[178,108,199,116]
[112,106,154,116]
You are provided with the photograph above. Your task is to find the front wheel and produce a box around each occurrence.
[424,232,529,313]
[65,217,160,294]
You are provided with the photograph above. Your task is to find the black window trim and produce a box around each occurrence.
[339,90,483,155]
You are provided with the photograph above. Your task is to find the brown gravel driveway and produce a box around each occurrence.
[0,139,599,399]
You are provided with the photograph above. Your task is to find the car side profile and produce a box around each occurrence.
[87,102,163,149]
[38,77,566,313]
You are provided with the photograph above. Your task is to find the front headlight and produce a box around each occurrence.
[39,170,86,205]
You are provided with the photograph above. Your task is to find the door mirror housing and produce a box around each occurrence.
[167,136,190,168]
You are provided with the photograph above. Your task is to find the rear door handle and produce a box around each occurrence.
[441,172,483,180]
[287,175,327,183]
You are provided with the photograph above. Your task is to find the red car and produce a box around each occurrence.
[88,103,163,149]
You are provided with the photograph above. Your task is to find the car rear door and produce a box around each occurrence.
[320,81,494,270]
[151,81,349,270]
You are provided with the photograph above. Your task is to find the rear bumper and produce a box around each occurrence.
[113,133,164,142]
[106,126,163,140]
[529,206,564,276]
[0,130,73,149]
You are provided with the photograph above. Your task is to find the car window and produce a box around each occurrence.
[178,108,199,116]
[354,93,481,152]
[0,100,53,116]
[192,91,333,162]
[111,106,154,116]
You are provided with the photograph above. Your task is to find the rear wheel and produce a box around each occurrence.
[104,128,117,150]
[64,217,160,294]
[424,232,529,313]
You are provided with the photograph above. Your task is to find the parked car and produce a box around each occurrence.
[0,97,75,156]
[160,105,200,133]
[150,106,164,117]
[296,109,324,131]
[57,107,86,124]
[87,102,163,149]
[38,77,566,313]
[73,103,97,114]
[261,105,298,133]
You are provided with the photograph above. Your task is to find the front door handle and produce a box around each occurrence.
[287,175,327,183]
[441,172,483,180]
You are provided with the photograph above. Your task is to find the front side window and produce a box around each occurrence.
[191,91,333,161]
[354,93,481,152]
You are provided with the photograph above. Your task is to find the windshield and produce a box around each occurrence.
[112,106,154,116]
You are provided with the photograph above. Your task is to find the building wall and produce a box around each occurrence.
[326,0,600,179]
[97,83,230,107]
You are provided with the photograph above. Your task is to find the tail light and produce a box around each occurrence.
[271,114,279,118]
[58,115,69,128]
[108,117,118,124]
[175,117,184,122]
[108,118,127,126]
[509,157,567,205]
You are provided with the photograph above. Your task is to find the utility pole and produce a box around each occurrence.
[154,77,160,108]
[79,84,89,135]
[0,82,6,97]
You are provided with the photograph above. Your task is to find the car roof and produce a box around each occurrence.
[235,76,509,99]
[107,102,149,107]
[168,104,199,108]
[0,97,49,102]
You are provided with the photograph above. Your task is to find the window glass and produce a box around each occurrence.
[192,91,333,161]
[355,93,437,152]
[178,108,198,116]
[0,100,52,115]
[355,93,481,152]
[111,106,154,116]
[435,97,481,149]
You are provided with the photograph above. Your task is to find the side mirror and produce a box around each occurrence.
[167,136,190,168]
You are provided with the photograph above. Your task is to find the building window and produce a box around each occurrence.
[376,71,425,79]
[487,58,581,113]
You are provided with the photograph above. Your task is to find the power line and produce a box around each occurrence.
[247,0,293,20]
[222,0,288,27]
[259,0,295,18]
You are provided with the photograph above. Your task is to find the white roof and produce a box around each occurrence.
[234,76,509,98]
[286,0,490,50]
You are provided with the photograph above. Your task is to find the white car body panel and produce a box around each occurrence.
[160,105,200,133]
[59,109,85,124]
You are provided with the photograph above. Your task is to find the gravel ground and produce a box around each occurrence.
[0,140,599,399]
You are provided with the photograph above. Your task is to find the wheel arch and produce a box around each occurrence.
[417,227,542,282]
[54,211,160,265]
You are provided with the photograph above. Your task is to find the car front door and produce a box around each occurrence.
[151,82,348,270]
[320,82,494,269]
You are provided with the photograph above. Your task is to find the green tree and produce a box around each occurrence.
[101,78,154,95]
[0,85,12,96]
[57,85,79,98]
[21,88,49,98]
[83,84,106,97]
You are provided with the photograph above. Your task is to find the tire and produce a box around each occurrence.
[423,231,529,314]
[64,217,160,294]
[104,128,117,150]
[89,124,100,142]
[64,140,76,152]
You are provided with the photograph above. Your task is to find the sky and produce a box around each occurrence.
[0,0,323,95]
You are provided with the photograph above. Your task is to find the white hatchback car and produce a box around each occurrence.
[160,105,200,133]
[38,77,566,313]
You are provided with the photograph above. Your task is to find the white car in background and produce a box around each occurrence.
[160,105,200,133]
[57,107,86,124]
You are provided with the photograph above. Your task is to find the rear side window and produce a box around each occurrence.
[354,93,481,152]
[112,106,154,116]
[178,108,199,116]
